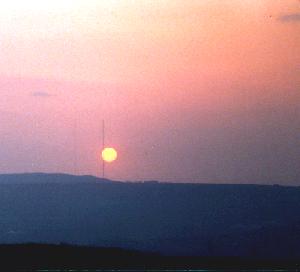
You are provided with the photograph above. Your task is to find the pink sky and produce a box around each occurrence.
[0,1,299,183]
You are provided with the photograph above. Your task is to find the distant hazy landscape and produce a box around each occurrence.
[1,173,299,259]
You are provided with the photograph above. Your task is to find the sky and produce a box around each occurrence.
[0,0,299,184]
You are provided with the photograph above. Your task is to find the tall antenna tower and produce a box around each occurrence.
[102,119,105,178]
[74,115,78,175]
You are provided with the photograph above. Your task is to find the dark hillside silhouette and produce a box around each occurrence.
[0,244,299,270]
[0,173,299,258]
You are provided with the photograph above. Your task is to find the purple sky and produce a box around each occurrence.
[0,1,299,184]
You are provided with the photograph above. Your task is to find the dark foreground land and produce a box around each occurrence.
[1,173,300,269]
[0,244,299,270]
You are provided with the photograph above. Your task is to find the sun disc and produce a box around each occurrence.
[102,147,117,163]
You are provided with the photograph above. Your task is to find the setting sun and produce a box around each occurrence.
[102,147,118,163]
